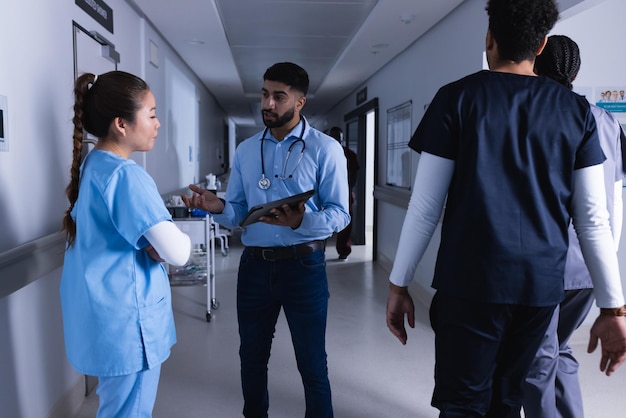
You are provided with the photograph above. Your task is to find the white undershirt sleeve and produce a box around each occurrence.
[613,180,623,249]
[389,152,454,287]
[144,221,192,266]
[572,165,625,308]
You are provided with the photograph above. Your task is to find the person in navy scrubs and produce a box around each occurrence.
[386,1,626,416]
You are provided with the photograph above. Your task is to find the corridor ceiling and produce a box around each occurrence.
[128,0,466,126]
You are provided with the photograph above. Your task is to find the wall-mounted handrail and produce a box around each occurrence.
[0,232,66,299]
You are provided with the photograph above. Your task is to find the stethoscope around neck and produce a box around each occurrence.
[258,117,306,190]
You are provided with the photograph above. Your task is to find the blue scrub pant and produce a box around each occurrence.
[96,364,161,418]
[429,291,555,418]
[523,288,594,418]
[237,248,333,418]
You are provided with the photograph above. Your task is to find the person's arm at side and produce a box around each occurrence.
[571,164,626,376]
[144,221,191,266]
[386,152,454,345]
[610,114,624,248]
[613,180,623,248]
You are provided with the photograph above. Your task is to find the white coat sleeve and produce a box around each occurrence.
[613,180,623,249]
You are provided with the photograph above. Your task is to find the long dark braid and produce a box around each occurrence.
[62,71,149,247]
[62,73,94,247]
[534,35,581,90]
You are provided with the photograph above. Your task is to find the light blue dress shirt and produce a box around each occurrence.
[213,117,350,247]
[60,150,176,377]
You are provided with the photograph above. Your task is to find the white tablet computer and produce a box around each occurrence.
[240,190,315,227]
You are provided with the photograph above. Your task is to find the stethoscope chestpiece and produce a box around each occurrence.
[258,176,271,190]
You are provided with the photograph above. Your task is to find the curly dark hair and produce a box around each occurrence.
[486,0,559,62]
[534,35,581,90]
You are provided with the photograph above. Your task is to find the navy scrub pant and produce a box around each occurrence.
[429,291,556,418]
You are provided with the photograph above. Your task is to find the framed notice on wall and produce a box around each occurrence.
[386,101,412,189]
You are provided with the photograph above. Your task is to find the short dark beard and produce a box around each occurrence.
[262,107,295,128]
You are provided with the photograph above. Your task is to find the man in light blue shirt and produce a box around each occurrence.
[184,62,349,418]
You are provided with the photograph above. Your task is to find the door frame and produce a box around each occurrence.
[344,98,378,259]
[72,20,119,396]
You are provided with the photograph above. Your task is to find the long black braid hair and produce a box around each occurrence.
[534,35,581,90]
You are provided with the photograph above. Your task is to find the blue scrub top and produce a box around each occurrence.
[60,150,175,377]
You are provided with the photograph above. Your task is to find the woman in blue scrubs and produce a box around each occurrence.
[60,71,191,417]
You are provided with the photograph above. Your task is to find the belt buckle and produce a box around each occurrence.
[261,248,276,261]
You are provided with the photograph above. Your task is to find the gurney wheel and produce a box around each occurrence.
[211,299,220,310]
[206,312,212,322]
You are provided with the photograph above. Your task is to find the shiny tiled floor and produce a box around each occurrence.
[76,232,626,417]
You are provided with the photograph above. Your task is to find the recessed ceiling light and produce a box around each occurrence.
[186,39,206,46]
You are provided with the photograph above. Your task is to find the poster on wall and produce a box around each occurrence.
[574,86,626,122]
[386,101,412,189]
[595,86,626,112]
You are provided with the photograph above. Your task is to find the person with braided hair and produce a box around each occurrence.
[60,71,191,417]
[523,35,626,418]
[386,0,626,416]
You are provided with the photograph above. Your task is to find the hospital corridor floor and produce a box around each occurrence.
[75,232,626,417]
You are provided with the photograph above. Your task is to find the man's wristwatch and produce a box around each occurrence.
[600,306,626,317]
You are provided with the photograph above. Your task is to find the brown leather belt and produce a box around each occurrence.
[246,240,326,261]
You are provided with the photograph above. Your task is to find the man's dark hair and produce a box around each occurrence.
[534,35,581,90]
[486,0,559,62]
[329,126,343,143]
[263,62,309,96]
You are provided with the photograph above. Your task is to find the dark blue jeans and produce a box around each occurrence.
[237,248,333,418]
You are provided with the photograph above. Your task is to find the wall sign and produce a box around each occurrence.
[76,0,114,33]
[356,87,367,105]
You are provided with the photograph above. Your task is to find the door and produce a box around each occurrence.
[73,22,118,158]
[72,21,118,396]
[344,99,378,257]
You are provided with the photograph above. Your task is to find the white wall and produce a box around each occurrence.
[143,21,228,190]
[553,0,626,115]
[0,0,226,416]
[0,2,106,415]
